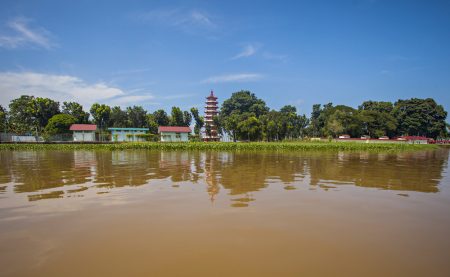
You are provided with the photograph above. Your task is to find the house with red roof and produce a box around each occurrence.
[158,126,191,142]
[70,124,97,142]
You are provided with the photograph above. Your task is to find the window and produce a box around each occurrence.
[176,133,181,139]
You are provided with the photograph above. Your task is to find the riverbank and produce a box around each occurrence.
[0,141,438,152]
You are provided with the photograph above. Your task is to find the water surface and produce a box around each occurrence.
[1,149,449,276]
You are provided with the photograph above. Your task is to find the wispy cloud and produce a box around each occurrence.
[133,8,217,34]
[262,51,288,63]
[109,95,156,106]
[0,72,155,109]
[0,17,56,49]
[232,44,258,59]
[201,73,263,84]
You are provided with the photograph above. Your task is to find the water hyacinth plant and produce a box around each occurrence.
[0,141,437,152]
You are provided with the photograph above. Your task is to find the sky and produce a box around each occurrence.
[0,0,449,117]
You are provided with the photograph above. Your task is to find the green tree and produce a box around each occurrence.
[221,111,240,142]
[44,114,77,136]
[110,106,128,127]
[221,90,269,118]
[190,107,204,136]
[62,102,89,123]
[359,101,393,114]
[220,91,269,141]
[359,109,397,138]
[146,114,159,134]
[393,98,448,138]
[153,109,170,126]
[90,103,111,129]
[183,111,192,127]
[34,97,60,132]
[323,105,362,138]
[170,107,185,126]
[237,115,262,141]
[126,106,147,127]
[309,104,322,137]
[8,95,37,134]
[0,105,7,132]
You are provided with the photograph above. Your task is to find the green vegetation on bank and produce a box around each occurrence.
[1,91,448,142]
[0,141,437,152]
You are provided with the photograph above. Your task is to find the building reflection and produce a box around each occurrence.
[0,149,448,205]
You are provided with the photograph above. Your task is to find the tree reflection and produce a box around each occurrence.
[0,149,447,204]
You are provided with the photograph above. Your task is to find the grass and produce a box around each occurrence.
[0,141,438,152]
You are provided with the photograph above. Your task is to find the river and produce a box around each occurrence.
[0,149,449,276]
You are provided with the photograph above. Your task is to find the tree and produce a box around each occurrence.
[183,111,192,127]
[221,111,240,142]
[8,95,38,135]
[0,105,7,132]
[110,106,128,127]
[221,90,269,118]
[90,103,111,129]
[126,106,147,127]
[34,97,60,132]
[213,115,222,136]
[309,104,322,137]
[153,109,170,126]
[359,101,393,114]
[170,107,185,126]
[190,107,204,136]
[62,102,89,123]
[146,114,159,134]
[237,115,262,141]
[44,114,77,136]
[220,91,269,141]
[393,98,448,138]
[359,109,397,138]
[321,105,362,138]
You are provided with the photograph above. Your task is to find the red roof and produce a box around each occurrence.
[70,124,97,131]
[158,126,191,133]
[397,136,428,141]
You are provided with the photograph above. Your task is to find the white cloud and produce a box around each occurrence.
[133,8,216,33]
[232,44,258,59]
[201,73,263,84]
[0,17,56,49]
[262,51,288,63]
[189,11,216,28]
[0,72,154,109]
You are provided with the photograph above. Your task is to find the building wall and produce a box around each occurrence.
[160,132,189,142]
[73,131,95,142]
[111,130,147,142]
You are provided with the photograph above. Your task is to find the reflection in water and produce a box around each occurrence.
[0,149,448,206]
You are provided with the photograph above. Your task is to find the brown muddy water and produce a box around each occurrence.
[0,149,449,277]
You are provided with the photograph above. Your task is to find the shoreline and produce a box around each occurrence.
[0,141,438,152]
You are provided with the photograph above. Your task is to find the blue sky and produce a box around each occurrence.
[0,0,449,117]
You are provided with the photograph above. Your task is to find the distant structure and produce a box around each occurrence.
[204,90,220,142]
[158,126,191,142]
[70,124,97,142]
[108,127,149,142]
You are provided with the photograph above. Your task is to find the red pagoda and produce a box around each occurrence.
[204,90,220,141]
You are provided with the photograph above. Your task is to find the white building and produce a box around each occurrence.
[108,128,149,142]
[70,124,97,142]
[158,126,191,142]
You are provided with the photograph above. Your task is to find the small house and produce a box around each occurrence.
[158,126,191,142]
[397,136,429,144]
[70,124,97,142]
[108,128,149,142]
